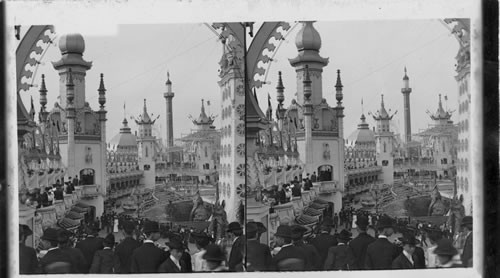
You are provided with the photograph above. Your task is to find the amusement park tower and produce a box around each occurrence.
[50,33,107,216]
[164,72,175,149]
[372,95,396,185]
[135,99,158,189]
[288,21,345,213]
[164,72,175,162]
[401,67,413,144]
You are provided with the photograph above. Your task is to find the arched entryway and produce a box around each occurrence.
[317,165,333,181]
[80,168,95,185]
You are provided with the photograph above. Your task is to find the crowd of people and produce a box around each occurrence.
[22,176,80,209]
[246,214,473,271]
[19,204,473,274]
[19,216,249,274]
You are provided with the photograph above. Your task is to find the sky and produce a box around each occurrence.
[20,24,223,145]
[252,20,460,139]
[19,20,460,144]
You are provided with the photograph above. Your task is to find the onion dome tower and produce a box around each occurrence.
[289,21,329,106]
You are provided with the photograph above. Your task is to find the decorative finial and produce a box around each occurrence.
[98,73,106,108]
[361,98,364,115]
[98,73,106,92]
[335,69,343,103]
[276,71,285,105]
[166,71,172,86]
[39,74,48,109]
[403,66,409,80]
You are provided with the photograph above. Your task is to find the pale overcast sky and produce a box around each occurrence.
[253,20,460,139]
[20,24,222,145]
[20,20,460,144]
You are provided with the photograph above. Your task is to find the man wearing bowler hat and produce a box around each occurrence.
[19,225,39,274]
[310,218,338,267]
[291,225,320,270]
[75,224,104,273]
[365,215,399,270]
[324,229,355,270]
[226,221,245,271]
[392,235,418,269]
[460,215,473,267]
[158,237,190,273]
[39,228,75,274]
[246,222,274,271]
[114,221,141,273]
[130,221,167,273]
[272,225,307,271]
[349,215,375,270]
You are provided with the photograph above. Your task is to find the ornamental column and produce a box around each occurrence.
[335,69,345,190]
[66,69,76,178]
[97,73,107,198]
[303,66,314,174]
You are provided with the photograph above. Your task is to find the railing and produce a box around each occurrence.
[108,170,143,179]
[317,181,341,194]
[81,184,100,198]
[346,165,383,175]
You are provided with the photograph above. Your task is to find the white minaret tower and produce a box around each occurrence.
[164,72,175,153]
[135,99,158,189]
[371,94,397,185]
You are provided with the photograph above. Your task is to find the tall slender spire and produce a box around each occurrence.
[335,69,343,104]
[276,71,285,105]
[39,74,48,110]
[98,73,106,109]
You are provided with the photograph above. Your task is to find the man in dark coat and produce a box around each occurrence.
[291,225,320,270]
[114,221,141,273]
[158,238,190,272]
[460,216,473,267]
[246,222,273,271]
[130,221,167,273]
[272,225,307,271]
[392,236,418,269]
[89,233,120,273]
[226,222,245,271]
[58,229,88,273]
[349,215,375,270]
[19,225,39,274]
[310,219,338,266]
[324,229,355,270]
[75,226,104,272]
[39,228,82,274]
[365,215,399,270]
